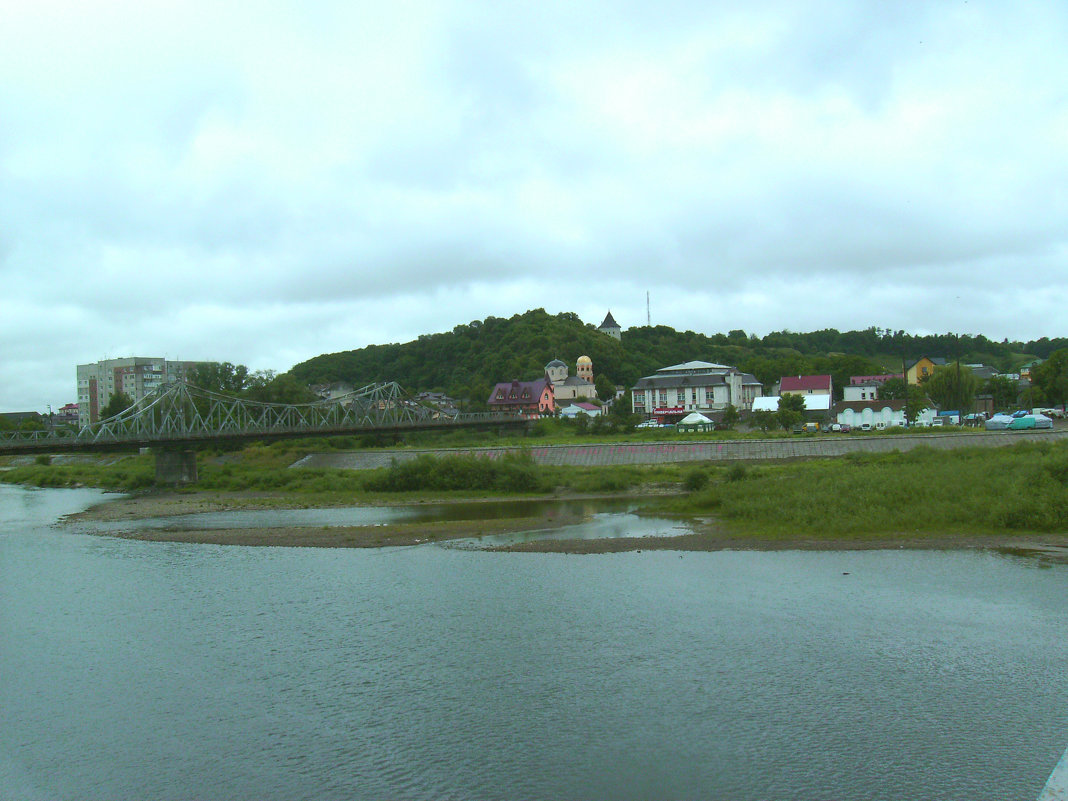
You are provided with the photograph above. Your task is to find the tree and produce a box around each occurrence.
[877,378,908,400]
[720,403,740,430]
[1031,349,1068,409]
[595,374,616,402]
[985,375,1020,411]
[99,392,133,420]
[922,365,979,414]
[749,409,777,432]
[189,362,251,394]
[876,378,928,423]
[244,372,317,404]
[902,385,930,424]
[776,393,806,431]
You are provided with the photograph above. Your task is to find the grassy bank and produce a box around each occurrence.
[660,440,1068,539]
[5,439,1066,543]
[0,444,684,501]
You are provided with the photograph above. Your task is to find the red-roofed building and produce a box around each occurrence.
[487,378,555,417]
[778,374,833,397]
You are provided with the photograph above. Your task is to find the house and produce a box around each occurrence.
[312,381,355,400]
[55,403,80,424]
[1019,359,1043,380]
[849,373,901,386]
[487,378,554,417]
[778,374,833,397]
[631,361,762,423]
[965,364,999,382]
[843,382,880,402]
[415,392,461,419]
[559,402,602,419]
[905,356,947,385]
[834,400,935,429]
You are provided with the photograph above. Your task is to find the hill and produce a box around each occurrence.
[287,309,1055,409]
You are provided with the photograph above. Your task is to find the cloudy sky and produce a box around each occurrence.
[2,0,1067,411]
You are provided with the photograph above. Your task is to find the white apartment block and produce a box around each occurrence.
[76,358,202,426]
[843,382,880,402]
[631,361,763,419]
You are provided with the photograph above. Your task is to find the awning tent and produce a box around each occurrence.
[676,412,714,432]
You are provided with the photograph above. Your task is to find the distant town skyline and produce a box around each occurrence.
[2,1,1066,411]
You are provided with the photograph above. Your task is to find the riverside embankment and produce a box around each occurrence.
[293,428,1068,469]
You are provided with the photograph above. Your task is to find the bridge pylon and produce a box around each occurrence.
[154,449,198,485]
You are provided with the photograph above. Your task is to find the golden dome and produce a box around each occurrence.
[577,355,592,365]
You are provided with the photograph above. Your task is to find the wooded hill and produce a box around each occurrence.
[287,309,1061,408]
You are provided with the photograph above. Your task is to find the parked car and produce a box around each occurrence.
[986,414,1014,430]
[636,420,659,429]
[859,423,873,431]
[1009,415,1036,430]
[839,424,851,432]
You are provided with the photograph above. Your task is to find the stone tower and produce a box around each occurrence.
[597,311,621,340]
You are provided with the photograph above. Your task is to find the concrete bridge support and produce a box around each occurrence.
[154,449,198,485]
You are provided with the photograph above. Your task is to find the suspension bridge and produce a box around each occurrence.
[0,380,527,481]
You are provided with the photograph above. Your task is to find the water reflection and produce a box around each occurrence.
[76,497,654,534]
[447,510,692,548]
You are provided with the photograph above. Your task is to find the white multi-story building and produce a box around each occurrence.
[631,361,763,421]
[76,358,203,425]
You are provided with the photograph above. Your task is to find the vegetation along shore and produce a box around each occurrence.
[3,433,1067,555]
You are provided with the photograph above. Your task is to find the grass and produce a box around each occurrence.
[0,443,688,501]
[661,440,1068,538]
[5,434,1065,543]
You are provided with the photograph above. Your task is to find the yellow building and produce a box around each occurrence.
[906,356,947,385]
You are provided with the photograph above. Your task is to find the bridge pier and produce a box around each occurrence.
[154,449,198,486]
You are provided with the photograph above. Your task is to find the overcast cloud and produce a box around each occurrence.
[2,0,1067,410]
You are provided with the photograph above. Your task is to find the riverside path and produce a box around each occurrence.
[293,428,1068,470]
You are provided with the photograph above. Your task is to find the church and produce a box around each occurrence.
[545,356,597,404]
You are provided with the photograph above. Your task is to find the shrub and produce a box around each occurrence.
[725,464,749,482]
[683,467,709,492]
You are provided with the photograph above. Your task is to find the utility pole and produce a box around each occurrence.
[902,344,909,427]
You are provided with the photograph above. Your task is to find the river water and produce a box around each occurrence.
[2,484,1066,800]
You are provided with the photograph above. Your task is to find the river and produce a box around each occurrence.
[1,484,1066,800]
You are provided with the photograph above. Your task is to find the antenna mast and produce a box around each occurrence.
[646,291,650,326]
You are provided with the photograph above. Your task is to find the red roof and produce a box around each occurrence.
[780,374,832,392]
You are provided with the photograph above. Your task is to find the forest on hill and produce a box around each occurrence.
[287,309,1062,409]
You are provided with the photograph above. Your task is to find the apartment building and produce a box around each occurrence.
[76,358,203,425]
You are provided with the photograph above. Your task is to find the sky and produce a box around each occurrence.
[2,0,1067,411]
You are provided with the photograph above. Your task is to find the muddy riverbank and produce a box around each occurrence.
[60,488,1068,557]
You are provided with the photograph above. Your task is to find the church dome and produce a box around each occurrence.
[577,355,592,365]
[546,359,567,369]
